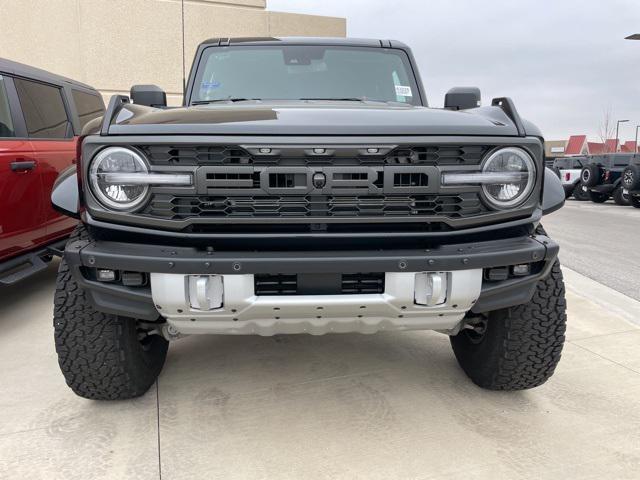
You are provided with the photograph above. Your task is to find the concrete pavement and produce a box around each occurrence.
[1,260,639,479]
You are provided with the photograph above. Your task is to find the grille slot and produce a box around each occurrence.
[253,273,385,296]
[145,193,486,219]
[341,273,385,294]
[394,172,429,187]
[254,274,297,295]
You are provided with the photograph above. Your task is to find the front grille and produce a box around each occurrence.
[138,144,490,167]
[254,273,385,295]
[145,193,486,219]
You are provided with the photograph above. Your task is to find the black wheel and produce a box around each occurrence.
[581,164,601,187]
[631,195,640,209]
[450,260,566,391]
[612,186,630,206]
[622,165,640,190]
[588,191,609,203]
[53,227,168,400]
[572,182,590,201]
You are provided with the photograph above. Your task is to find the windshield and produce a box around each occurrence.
[191,45,421,106]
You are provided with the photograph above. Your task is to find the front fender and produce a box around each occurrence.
[542,167,565,215]
[51,165,80,219]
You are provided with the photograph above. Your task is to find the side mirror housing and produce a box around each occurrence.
[130,84,167,107]
[444,87,481,110]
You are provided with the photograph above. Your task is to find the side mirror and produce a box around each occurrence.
[444,87,481,110]
[130,84,167,107]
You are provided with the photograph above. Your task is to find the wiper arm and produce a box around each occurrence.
[300,97,373,102]
[192,98,261,105]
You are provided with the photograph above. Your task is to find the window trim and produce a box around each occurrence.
[11,74,76,141]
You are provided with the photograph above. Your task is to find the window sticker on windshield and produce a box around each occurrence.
[202,81,221,90]
[395,85,413,97]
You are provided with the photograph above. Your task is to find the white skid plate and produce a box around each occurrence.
[150,270,482,336]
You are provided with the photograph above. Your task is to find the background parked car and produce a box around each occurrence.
[553,155,587,199]
[579,153,634,205]
[0,58,104,284]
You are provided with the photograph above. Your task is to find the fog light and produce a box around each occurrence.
[512,264,531,276]
[313,148,326,154]
[96,269,116,282]
[259,148,272,154]
[188,275,223,311]
[414,272,447,306]
[367,148,379,154]
[486,267,509,281]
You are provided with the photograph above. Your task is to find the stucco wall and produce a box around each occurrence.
[0,0,346,105]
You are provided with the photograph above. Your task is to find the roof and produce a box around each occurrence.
[588,142,605,154]
[621,141,637,153]
[605,138,620,152]
[198,37,409,49]
[565,135,587,155]
[0,57,96,91]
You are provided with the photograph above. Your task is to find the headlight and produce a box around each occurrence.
[441,147,535,209]
[481,147,535,208]
[89,147,150,211]
[89,147,192,211]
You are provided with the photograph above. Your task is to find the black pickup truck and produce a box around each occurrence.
[51,37,566,400]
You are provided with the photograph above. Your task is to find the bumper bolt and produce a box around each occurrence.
[88,257,95,265]
[462,258,469,265]
[168,262,175,268]
[428,259,435,266]
[398,260,407,270]
[233,263,241,271]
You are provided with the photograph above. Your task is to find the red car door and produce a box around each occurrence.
[12,77,78,245]
[0,139,45,262]
[32,138,77,241]
[0,74,46,262]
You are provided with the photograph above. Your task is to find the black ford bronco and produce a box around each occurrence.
[51,37,567,400]
[580,154,634,205]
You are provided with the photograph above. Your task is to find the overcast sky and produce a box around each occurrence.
[269,0,640,142]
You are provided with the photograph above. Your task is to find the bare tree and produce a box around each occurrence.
[597,107,616,152]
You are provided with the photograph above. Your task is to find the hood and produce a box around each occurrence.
[106,100,522,137]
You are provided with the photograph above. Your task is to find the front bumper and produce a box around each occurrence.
[65,232,559,334]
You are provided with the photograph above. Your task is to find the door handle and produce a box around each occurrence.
[10,160,36,172]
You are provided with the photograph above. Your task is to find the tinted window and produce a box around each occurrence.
[192,46,421,106]
[0,76,15,137]
[72,89,104,130]
[14,78,70,138]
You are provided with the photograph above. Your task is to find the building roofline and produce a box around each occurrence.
[0,57,96,91]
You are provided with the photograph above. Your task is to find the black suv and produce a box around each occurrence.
[51,37,566,400]
[580,154,635,205]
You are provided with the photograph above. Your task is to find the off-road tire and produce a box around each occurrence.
[622,165,640,191]
[612,186,630,206]
[588,191,609,203]
[572,182,590,201]
[450,260,566,391]
[581,164,601,187]
[53,226,168,400]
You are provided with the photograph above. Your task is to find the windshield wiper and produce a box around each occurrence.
[192,98,262,105]
[300,97,375,102]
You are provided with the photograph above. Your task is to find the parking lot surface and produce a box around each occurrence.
[1,259,639,479]
[544,200,640,301]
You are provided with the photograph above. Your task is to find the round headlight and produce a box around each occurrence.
[481,147,535,209]
[89,147,149,211]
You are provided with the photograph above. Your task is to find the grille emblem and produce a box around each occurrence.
[312,172,327,189]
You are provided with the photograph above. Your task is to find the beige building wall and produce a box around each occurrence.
[0,0,346,105]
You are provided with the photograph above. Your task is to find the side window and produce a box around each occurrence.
[72,89,105,130]
[14,78,71,139]
[0,75,15,138]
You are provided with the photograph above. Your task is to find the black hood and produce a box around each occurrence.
[106,100,524,137]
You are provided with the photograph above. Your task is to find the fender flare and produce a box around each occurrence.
[542,167,565,215]
[51,165,81,219]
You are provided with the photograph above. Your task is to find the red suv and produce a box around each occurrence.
[0,58,104,284]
